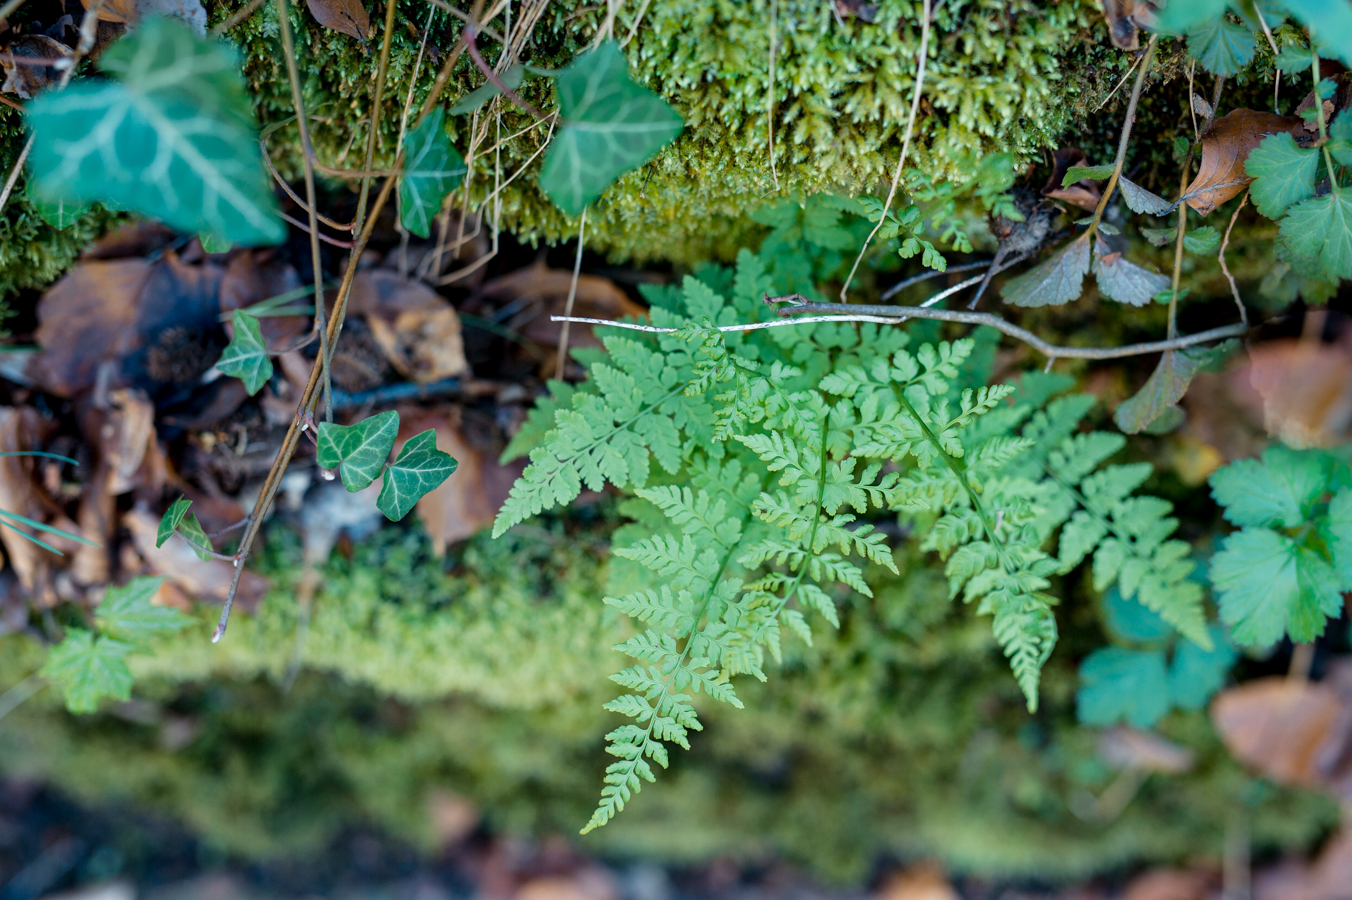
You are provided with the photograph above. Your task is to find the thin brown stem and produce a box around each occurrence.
[464,25,547,120]
[0,54,71,66]
[555,205,587,380]
[1089,35,1158,237]
[353,0,402,238]
[1219,190,1249,327]
[278,211,356,247]
[260,140,356,230]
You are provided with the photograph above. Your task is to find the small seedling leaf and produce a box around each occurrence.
[157,497,192,548]
[216,311,273,395]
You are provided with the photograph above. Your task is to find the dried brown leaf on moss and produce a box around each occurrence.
[1098,0,1155,50]
[1042,148,1101,212]
[1210,676,1345,789]
[367,307,468,383]
[305,0,369,41]
[1246,332,1352,449]
[1184,109,1300,215]
[1000,234,1091,307]
[0,36,71,99]
[480,260,645,351]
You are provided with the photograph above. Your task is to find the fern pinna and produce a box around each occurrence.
[494,249,1210,831]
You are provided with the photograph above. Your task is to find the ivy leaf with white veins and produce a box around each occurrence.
[29,192,91,230]
[1246,132,1318,219]
[1001,234,1091,307]
[26,17,284,246]
[538,40,684,217]
[215,311,273,395]
[376,429,458,521]
[1118,176,1172,215]
[177,513,214,561]
[1209,526,1343,645]
[1092,239,1170,307]
[95,576,191,644]
[39,629,134,714]
[1115,341,1237,434]
[399,107,467,239]
[317,410,399,491]
[156,497,192,548]
[1279,191,1352,282]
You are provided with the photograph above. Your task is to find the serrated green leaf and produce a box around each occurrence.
[399,107,467,239]
[1279,190,1352,282]
[29,192,91,230]
[39,629,134,714]
[157,497,192,548]
[177,513,214,561]
[1092,241,1170,307]
[317,410,399,491]
[1140,226,1176,247]
[1278,0,1352,66]
[1119,176,1172,215]
[1210,445,1329,527]
[1246,132,1318,219]
[1001,234,1091,307]
[1188,15,1258,76]
[1183,226,1220,254]
[27,17,284,246]
[1168,625,1236,710]
[199,232,231,253]
[1210,526,1343,645]
[1076,647,1172,728]
[538,41,684,217]
[448,63,525,115]
[1327,109,1352,167]
[1064,164,1115,186]
[376,429,458,521]
[1114,343,1234,434]
[1155,0,1228,33]
[1274,43,1315,74]
[1321,487,1352,587]
[216,311,273,395]
[95,576,191,643]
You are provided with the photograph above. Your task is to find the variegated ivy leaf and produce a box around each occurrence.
[27,17,284,246]
[216,311,273,395]
[399,107,467,239]
[538,40,683,217]
[376,429,457,521]
[177,513,214,561]
[157,496,192,547]
[29,192,91,230]
[316,410,399,491]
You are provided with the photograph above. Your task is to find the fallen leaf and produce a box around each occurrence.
[1096,726,1196,774]
[479,260,645,350]
[124,507,266,612]
[366,306,468,383]
[515,871,620,900]
[1099,0,1155,50]
[1000,234,1092,307]
[0,35,71,99]
[82,0,205,33]
[219,250,308,349]
[1042,148,1102,212]
[1211,677,1343,788]
[305,0,369,41]
[1122,868,1213,900]
[874,863,959,900]
[1246,335,1352,449]
[1184,109,1300,215]
[0,408,50,593]
[82,221,177,260]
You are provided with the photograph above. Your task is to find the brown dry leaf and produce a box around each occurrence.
[0,35,71,99]
[367,307,468,383]
[349,268,443,318]
[425,790,479,846]
[395,406,520,555]
[305,0,369,41]
[124,507,266,612]
[1184,109,1300,215]
[1244,338,1352,449]
[0,408,49,593]
[1254,827,1352,900]
[82,221,176,260]
[1099,0,1155,50]
[219,251,308,349]
[1122,868,1213,900]
[515,871,619,900]
[1211,677,1343,788]
[1097,726,1195,773]
[81,0,205,32]
[1042,147,1102,212]
[874,863,959,900]
[480,260,645,350]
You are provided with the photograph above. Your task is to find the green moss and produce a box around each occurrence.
[0,522,1337,881]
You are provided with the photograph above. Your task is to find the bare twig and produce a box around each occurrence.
[278,211,356,247]
[0,94,21,112]
[260,141,355,230]
[840,0,931,299]
[1219,189,1249,327]
[592,0,621,45]
[212,0,270,34]
[555,205,588,380]
[880,258,991,301]
[421,0,506,44]
[619,0,653,46]
[1088,35,1158,238]
[0,54,72,67]
[1093,51,1143,113]
[1170,74,1224,337]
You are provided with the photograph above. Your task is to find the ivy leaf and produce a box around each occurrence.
[1118,176,1172,215]
[316,410,399,491]
[1140,226,1176,247]
[215,311,273,395]
[1245,132,1318,219]
[95,576,191,644]
[1114,341,1236,433]
[1092,240,1170,307]
[26,17,284,246]
[1188,15,1257,76]
[1064,164,1115,185]
[29,192,91,230]
[538,40,684,217]
[1183,226,1220,254]
[39,629,134,714]
[1076,647,1172,728]
[376,429,458,521]
[177,513,214,561]
[1168,625,1237,710]
[1209,526,1343,645]
[1280,191,1352,282]
[157,497,192,548]
[1209,445,1329,528]
[448,63,525,115]
[399,107,467,239]
[1001,234,1091,307]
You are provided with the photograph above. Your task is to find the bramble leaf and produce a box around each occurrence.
[157,497,192,548]
[316,410,400,491]
[1140,226,1176,247]
[1092,243,1170,307]
[1209,526,1343,645]
[95,576,191,644]
[215,311,273,395]
[538,41,683,217]
[1064,164,1115,185]
[1001,235,1091,307]
[27,17,284,245]
[1274,44,1315,74]
[1246,132,1318,219]
[1076,647,1172,728]
[1188,15,1257,76]
[1183,226,1220,254]
[399,107,467,239]
[377,429,457,521]
[1209,445,1328,528]
[1279,191,1352,282]
[1114,343,1233,434]
[39,629,134,714]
